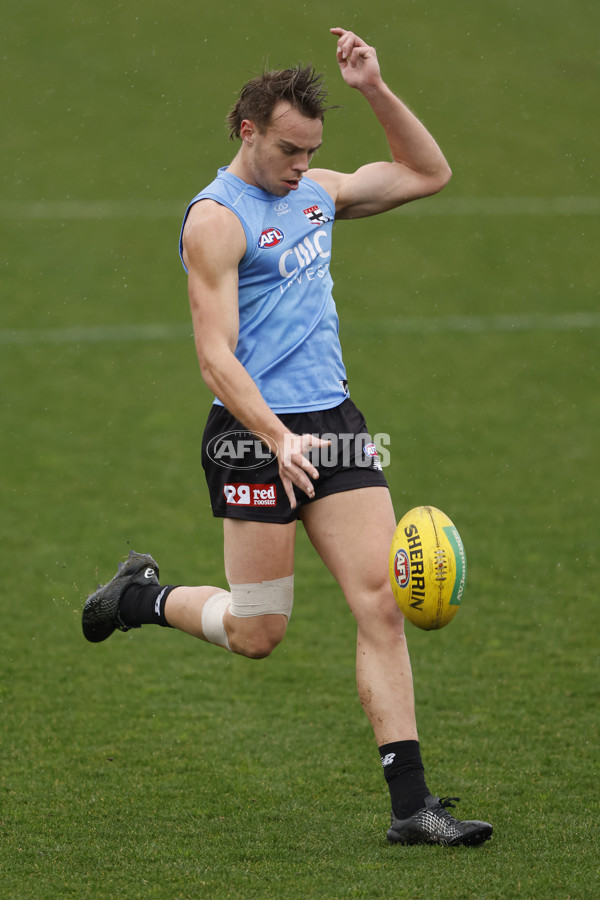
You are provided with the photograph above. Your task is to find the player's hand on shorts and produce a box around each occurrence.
[330,27,382,90]
[279,432,330,509]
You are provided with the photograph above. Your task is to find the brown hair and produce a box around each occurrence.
[226,64,329,140]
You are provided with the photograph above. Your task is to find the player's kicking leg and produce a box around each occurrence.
[300,486,492,846]
[82,519,296,658]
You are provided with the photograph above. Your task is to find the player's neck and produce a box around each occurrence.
[226,149,256,188]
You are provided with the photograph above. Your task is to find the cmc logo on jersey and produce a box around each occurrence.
[258,228,284,249]
[278,229,330,278]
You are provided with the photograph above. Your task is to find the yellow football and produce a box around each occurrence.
[389,506,467,630]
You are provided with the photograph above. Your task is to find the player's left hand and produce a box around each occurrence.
[330,27,382,90]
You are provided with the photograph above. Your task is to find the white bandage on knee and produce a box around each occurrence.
[229,575,294,620]
[201,592,232,651]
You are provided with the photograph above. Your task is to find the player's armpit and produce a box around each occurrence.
[311,161,449,220]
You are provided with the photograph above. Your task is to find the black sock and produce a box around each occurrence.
[119,583,176,628]
[379,740,430,819]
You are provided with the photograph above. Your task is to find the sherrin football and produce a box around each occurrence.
[389,506,467,630]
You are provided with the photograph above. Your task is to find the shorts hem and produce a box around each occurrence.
[212,471,389,523]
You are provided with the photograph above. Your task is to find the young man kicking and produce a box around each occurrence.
[83,27,492,847]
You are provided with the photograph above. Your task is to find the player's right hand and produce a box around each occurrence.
[278,432,331,509]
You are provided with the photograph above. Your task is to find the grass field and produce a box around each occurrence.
[2,2,599,898]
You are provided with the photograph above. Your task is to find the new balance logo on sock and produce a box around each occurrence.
[154,587,167,616]
[381,753,396,767]
[144,567,156,580]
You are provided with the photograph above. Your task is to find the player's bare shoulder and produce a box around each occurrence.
[306,167,346,205]
[182,199,246,273]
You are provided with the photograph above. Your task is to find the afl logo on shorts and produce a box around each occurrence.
[258,227,284,249]
[393,548,411,589]
[206,430,277,470]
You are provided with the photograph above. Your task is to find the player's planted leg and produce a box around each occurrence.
[300,488,493,846]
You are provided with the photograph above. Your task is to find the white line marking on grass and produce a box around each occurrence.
[344,312,600,335]
[0,200,185,220]
[1,313,599,347]
[2,197,600,219]
[0,323,193,345]
[397,196,600,216]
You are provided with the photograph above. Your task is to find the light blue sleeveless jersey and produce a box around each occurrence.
[179,167,349,413]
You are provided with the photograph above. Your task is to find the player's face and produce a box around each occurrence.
[241,102,323,196]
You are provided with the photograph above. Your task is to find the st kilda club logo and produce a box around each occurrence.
[303,205,330,225]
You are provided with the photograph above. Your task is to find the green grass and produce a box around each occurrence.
[2,1,599,898]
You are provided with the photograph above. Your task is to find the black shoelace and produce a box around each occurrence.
[436,796,461,816]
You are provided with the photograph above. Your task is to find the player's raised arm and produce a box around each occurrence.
[310,28,451,219]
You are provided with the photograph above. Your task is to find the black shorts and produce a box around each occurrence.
[201,398,389,523]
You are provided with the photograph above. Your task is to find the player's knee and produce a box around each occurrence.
[202,576,294,658]
[228,614,288,659]
[353,581,405,638]
[228,575,293,658]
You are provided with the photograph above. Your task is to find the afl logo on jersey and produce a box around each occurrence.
[258,227,284,249]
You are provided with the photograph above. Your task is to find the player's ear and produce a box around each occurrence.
[240,119,256,145]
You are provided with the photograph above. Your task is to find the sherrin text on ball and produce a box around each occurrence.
[389,506,466,630]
